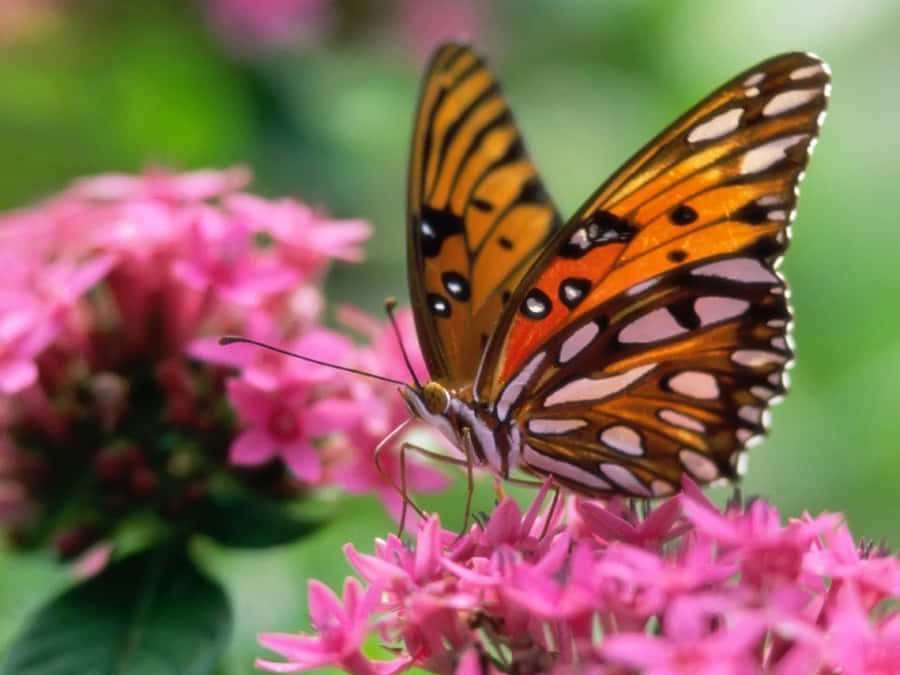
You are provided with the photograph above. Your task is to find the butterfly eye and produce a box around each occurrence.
[423,382,451,415]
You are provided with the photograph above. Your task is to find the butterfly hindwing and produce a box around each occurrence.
[474,52,829,494]
[408,43,562,383]
[514,257,792,496]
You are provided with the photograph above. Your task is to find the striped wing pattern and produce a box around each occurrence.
[407,43,562,383]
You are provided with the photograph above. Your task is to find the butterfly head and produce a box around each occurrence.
[421,381,451,414]
[401,380,450,415]
[400,380,454,430]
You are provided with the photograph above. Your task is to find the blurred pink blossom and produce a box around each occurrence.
[0,166,402,553]
[225,329,360,482]
[205,0,333,53]
[70,166,251,203]
[400,0,485,58]
[226,194,371,273]
[257,479,900,674]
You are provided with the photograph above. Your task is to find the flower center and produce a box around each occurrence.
[267,405,299,440]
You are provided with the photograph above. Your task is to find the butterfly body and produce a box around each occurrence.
[401,383,523,480]
[403,43,829,497]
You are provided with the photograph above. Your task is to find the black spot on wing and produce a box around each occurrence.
[559,211,637,259]
[427,293,452,317]
[521,288,552,319]
[670,205,698,225]
[558,277,591,309]
[419,206,464,258]
[734,201,770,225]
[442,271,471,301]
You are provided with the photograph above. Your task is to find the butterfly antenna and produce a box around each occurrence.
[218,336,406,386]
[384,297,422,388]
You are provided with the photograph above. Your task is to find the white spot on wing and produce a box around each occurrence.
[445,278,464,295]
[522,445,612,491]
[625,276,662,297]
[679,449,719,481]
[496,352,545,421]
[560,321,600,363]
[731,350,787,367]
[744,72,766,86]
[694,296,750,326]
[544,363,656,407]
[668,371,719,399]
[692,258,778,284]
[659,408,706,433]
[750,385,776,400]
[651,479,675,497]
[600,425,644,456]
[763,88,821,117]
[619,308,687,344]
[687,108,743,143]
[739,405,763,424]
[740,134,810,175]
[600,463,650,496]
[525,295,548,316]
[527,418,587,435]
[733,451,750,475]
[789,63,825,80]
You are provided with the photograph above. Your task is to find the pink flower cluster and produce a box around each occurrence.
[257,480,900,674]
[0,166,445,554]
[204,0,333,53]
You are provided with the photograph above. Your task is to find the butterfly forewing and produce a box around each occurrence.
[473,52,829,495]
[408,43,563,383]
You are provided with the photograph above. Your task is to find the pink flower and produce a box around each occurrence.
[576,493,687,550]
[69,166,250,203]
[259,481,900,674]
[603,596,766,675]
[172,206,299,307]
[0,307,58,394]
[0,166,381,555]
[400,0,486,58]
[226,194,371,274]
[257,578,411,675]
[205,0,333,54]
[823,582,900,674]
[225,330,360,483]
[683,489,840,591]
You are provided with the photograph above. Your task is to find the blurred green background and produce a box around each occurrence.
[1,0,899,672]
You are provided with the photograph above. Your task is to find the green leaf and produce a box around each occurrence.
[2,544,231,675]
[193,493,324,549]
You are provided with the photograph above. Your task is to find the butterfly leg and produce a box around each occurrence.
[539,486,561,540]
[493,479,505,501]
[497,476,562,539]
[459,427,476,536]
[390,440,471,535]
[372,422,427,535]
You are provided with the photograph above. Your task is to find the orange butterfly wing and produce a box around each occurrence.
[473,53,829,494]
[407,43,562,383]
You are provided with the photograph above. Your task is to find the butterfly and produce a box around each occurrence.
[397,42,829,499]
